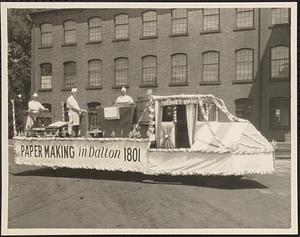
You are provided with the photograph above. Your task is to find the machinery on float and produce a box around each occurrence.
[13,91,275,185]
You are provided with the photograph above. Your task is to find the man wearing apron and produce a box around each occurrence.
[26,93,48,130]
[66,88,86,137]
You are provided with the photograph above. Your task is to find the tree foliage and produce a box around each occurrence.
[8,9,33,137]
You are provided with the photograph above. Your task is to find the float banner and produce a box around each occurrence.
[14,138,149,173]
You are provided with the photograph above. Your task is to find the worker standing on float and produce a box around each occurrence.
[67,88,86,137]
[114,87,134,105]
[25,93,48,130]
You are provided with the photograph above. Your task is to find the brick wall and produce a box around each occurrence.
[29,8,290,140]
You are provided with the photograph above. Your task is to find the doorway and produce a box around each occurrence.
[175,105,190,148]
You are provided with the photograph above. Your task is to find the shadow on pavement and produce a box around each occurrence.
[12,167,268,190]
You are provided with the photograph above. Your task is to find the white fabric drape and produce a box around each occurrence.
[159,122,176,148]
[186,104,198,147]
[154,100,163,147]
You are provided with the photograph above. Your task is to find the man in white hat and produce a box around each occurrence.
[26,93,48,129]
[114,87,134,105]
[67,88,86,137]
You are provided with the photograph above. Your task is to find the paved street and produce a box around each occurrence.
[8,145,291,229]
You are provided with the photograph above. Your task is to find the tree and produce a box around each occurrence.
[7,9,33,138]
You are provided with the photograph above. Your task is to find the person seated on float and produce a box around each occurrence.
[26,92,48,129]
[67,88,86,137]
[114,87,134,106]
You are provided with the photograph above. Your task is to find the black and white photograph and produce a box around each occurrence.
[1,1,297,235]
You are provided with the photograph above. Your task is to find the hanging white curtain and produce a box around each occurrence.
[154,100,163,147]
[186,104,198,147]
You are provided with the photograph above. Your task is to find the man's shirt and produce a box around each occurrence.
[115,95,134,105]
[67,95,80,112]
[28,100,45,113]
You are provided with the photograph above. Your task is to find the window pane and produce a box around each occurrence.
[173,9,187,18]
[203,9,219,15]
[143,21,157,36]
[235,99,253,121]
[204,15,219,30]
[172,54,186,66]
[172,18,187,34]
[272,8,289,25]
[89,17,101,27]
[143,11,156,21]
[40,64,52,89]
[236,49,253,81]
[65,29,76,44]
[89,60,101,87]
[64,20,76,30]
[142,56,157,85]
[64,62,76,89]
[41,23,52,47]
[172,9,187,34]
[203,9,220,30]
[115,58,128,85]
[115,14,128,24]
[171,54,187,84]
[270,98,290,129]
[203,52,219,64]
[271,46,289,79]
[115,24,128,39]
[203,65,218,81]
[236,9,254,28]
[143,12,157,37]
[87,102,101,129]
[203,52,219,82]
[89,18,102,41]
[64,20,76,44]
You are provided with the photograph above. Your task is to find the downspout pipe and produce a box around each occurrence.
[258,8,262,131]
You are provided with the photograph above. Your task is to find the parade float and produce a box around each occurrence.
[13,91,275,184]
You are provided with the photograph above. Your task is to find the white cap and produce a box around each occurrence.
[18,94,22,98]
[33,93,38,97]
[121,87,126,92]
[71,88,78,93]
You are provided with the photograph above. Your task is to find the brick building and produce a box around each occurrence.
[28,8,291,141]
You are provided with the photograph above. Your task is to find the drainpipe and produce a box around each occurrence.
[258,8,262,131]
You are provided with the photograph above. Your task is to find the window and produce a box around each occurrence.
[236,49,254,81]
[88,17,102,42]
[64,20,76,44]
[236,8,254,28]
[203,9,220,31]
[115,58,128,86]
[198,103,219,121]
[271,8,289,25]
[171,54,187,84]
[63,62,76,89]
[171,9,188,34]
[87,102,101,129]
[271,46,289,80]
[142,11,157,37]
[88,60,102,87]
[235,98,253,122]
[142,56,157,85]
[115,14,129,39]
[270,97,290,129]
[202,51,219,82]
[40,103,52,126]
[40,23,52,47]
[40,63,52,89]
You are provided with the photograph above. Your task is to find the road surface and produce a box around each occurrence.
[8,145,291,229]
